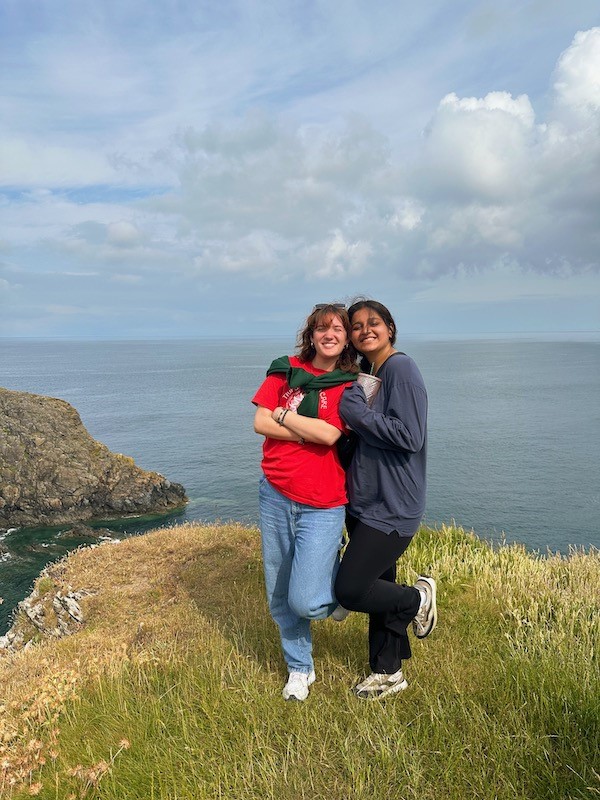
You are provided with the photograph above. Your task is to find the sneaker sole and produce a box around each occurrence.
[376,678,409,698]
[415,576,437,639]
[356,678,409,699]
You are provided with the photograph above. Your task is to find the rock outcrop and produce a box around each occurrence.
[0,572,93,652]
[0,539,117,651]
[0,387,187,529]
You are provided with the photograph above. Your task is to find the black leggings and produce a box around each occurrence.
[334,514,420,673]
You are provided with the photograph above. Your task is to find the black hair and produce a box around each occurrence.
[347,299,397,345]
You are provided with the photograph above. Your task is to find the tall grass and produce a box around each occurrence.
[1,523,598,799]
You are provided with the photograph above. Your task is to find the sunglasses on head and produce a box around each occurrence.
[313,303,345,311]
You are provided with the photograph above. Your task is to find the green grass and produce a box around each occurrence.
[2,523,599,800]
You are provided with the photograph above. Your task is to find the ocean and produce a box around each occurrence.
[1,336,599,634]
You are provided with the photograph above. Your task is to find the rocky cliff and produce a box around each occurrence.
[0,387,187,529]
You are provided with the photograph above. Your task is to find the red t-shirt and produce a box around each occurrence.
[252,356,352,508]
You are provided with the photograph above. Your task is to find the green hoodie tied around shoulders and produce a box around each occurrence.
[266,356,357,418]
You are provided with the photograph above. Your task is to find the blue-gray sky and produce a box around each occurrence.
[1,1,599,339]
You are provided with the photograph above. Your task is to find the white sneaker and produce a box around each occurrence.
[282,670,316,701]
[412,576,437,639]
[354,668,408,699]
[332,605,351,622]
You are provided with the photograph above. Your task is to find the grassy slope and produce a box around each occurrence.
[0,523,598,800]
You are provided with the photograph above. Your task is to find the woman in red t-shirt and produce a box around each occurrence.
[252,303,358,701]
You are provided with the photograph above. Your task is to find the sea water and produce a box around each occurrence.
[1,336,599,633]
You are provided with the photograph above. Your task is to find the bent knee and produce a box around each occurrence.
[288,596,328,620]
[334,578,366,610]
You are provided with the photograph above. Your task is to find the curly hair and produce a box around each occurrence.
[297,304,359,373]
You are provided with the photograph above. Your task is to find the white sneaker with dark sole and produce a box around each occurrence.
[412,576,437,639]
[354,668,408,699]
[282,670,316,701]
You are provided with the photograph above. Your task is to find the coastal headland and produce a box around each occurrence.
[0,387,187,530]
[0,522,598,799]
[0,389,598,798]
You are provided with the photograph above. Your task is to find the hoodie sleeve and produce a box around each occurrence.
[340,365,427,453]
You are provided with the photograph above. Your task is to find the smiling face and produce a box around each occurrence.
[350,307,393,362]
[311,313,348,368]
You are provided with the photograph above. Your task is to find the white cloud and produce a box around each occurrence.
[419,91,536,202]
[409,28,600,278]
[153,27,598,286]
[389,199,425,232]
[553,27,600,126]
[413,261,600,304]
[192,230,288,276]
[425,204,523,254]
[106,221,143,247]
[0,193,143,246]
[0,138,115,187]
[440,90,536,125]
[2,8,599,337]
[310,230,373,279]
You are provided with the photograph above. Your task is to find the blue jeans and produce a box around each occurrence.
[259,476,345,673]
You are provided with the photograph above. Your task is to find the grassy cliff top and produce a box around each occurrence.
[0,523,598,800]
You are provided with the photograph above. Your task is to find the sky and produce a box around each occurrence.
[1,0,599,340]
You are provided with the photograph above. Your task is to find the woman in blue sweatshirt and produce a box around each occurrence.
[335,299,437,698]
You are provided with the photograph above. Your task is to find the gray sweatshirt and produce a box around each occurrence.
[339,353,427,536]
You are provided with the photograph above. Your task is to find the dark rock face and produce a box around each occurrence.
[0,388,187,529]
